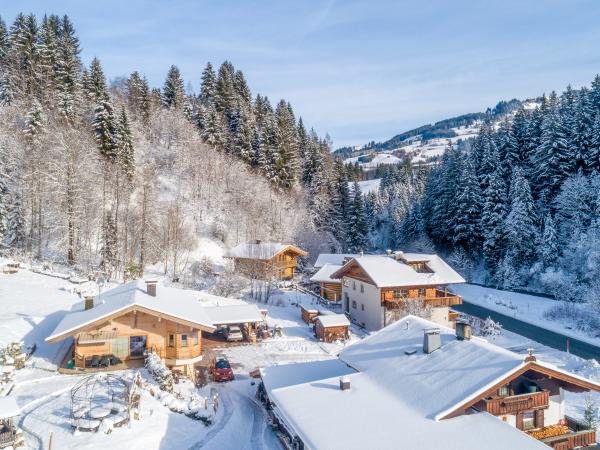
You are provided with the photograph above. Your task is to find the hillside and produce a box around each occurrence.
[337,98,540,167]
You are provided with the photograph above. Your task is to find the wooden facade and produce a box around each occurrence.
[319,282,342,301]
[315,321,348,343]
[69,309,205,370]
[229,245,307,280]
[300,305,319,324]
[381,287,462,308]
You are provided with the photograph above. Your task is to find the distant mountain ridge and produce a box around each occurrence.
[334,98,534,159]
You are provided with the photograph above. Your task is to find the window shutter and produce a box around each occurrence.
[516,412,524,430]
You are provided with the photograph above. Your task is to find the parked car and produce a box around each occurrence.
[225,325,244,342]
[212,357,234,382]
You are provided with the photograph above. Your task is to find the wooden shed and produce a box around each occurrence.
[300,305,319,324]
[314,314,350,343]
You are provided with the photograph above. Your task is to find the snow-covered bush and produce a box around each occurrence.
[543,302,600,335]
[460,314,502,337]
[144,352,173,392]
[211,269,249,298]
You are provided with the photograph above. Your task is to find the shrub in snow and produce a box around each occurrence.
[460,314,502,337]
[144,352,173,392]
[543,303,600,335]
[211,269,249,298]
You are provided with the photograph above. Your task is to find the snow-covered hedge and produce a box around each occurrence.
[144,352,173,392]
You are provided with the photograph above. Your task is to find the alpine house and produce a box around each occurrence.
[260,316,600,450]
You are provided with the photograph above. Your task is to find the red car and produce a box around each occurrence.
[212,357,234,382]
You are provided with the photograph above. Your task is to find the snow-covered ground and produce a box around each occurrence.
[0,263,362,450]
[349,178,381,194]
[452,284,600,347]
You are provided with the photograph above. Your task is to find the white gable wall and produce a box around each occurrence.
[342,276,383,331]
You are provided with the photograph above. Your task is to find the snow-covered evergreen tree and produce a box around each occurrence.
[541,213,558,267]
[348,182,369,252]
[453,156,482,256]
[162,65,185,109]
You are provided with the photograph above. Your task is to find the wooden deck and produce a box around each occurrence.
[542,429,596,450]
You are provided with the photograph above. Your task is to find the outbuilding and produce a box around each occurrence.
[314,314,350,342]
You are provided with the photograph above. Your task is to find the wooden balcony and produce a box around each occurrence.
[383,289,462,308]
[541,429,596,450]
[482,390,549,415]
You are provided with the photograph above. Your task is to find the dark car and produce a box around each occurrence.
[212,357,234,382]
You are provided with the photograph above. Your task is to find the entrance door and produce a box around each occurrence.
[129,335,147,358]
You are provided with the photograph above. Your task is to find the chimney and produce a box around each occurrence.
[394,251,404,261]
[84,295,94,310]
[456,322,472,341]
[423,329,441,354]
[386,249,392,255]
[339,376,351,391]
[524,347,537,363]
[145,280,157,297]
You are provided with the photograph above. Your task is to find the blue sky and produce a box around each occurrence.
[3,1,600,148]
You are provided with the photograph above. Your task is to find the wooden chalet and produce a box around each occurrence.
[225,241,308,280]
[46,280,264,379]
[259,316,600,450]
[330,252,465,331]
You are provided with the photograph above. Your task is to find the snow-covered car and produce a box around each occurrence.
[212,357,234,382]
[225,325,244,342]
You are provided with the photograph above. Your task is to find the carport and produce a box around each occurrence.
[203,304,266,345]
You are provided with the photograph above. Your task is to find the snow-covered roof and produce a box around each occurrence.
[309,263,342,283]
[268,316,548,450]
[204,304,264,325]
[313,253,357,268]
[315,314,350,328]
[225,242,307,260]
[46,280,217,342]
[260,359,356,398]
[332,254,465,287]
[0,396,20,418]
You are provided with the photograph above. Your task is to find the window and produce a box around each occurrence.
[343,278,349,287]
[352,300,357,309]
[522,411,535,430]
[194,333,199,345]
[400,289,408,296]
[181,334,188,347]
[498,384,509,396]
[360,284,364,293]
[353,281,356,290]
[361,303,365,311]
[418,288,426,297]
[168,334,174,347]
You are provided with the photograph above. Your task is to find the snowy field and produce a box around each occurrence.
[452,284,600,347]
[0,264,363,450]
[349,178,381,194]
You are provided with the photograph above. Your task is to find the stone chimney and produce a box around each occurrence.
[423,329,441,354]
[145,280,157,297]
[386,249,392,255]
[394,251,404,261]
[84,294,94,310]
[455,322,472,341]
[339,376,351,391]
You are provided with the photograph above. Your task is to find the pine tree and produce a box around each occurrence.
[274,99,298,188]
[93,97,117,162]
[533,91,572,203]
[505,167,538,268]
[481,167,507,273]
[116,107,135,182]
[199,62,216,107]
[574,88,595,171]
[9,13,40,98]
[55,15,81,119]
[201,103,225,150]
[162,65,185,109]
[348,182,369,252]
[3,190,25,250]
[453,156,483,256]
[329,161,352,249]
[541,214,558,267]
[100,211,117,274]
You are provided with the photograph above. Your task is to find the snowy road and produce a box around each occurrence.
[189,379,280,450]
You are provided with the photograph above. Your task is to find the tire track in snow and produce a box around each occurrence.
[186,388,234,450]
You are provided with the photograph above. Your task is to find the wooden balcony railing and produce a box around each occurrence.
[383,289,462,308]
[542,429,596,450]
[482,390,549,415]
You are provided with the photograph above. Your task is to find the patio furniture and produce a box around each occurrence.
[90,355,100,368]
[99,356,111,368]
